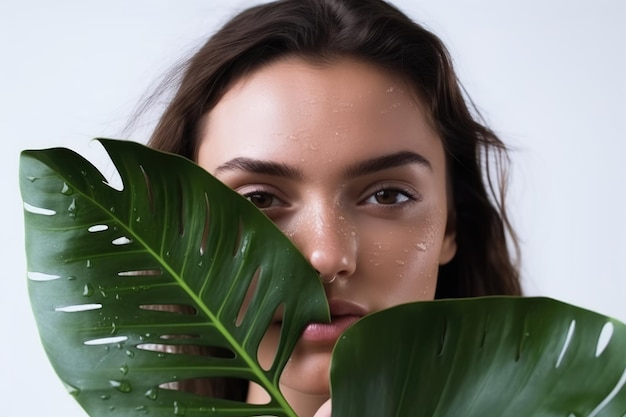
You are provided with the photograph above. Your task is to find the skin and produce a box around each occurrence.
[196,57,456,417]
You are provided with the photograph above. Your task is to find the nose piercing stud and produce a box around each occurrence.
[321,274,337,284]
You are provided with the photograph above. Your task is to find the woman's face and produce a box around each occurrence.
[197,57,456,398]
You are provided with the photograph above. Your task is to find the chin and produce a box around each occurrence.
[279,344,333,396]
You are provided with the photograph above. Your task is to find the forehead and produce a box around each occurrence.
[198,57,444,175]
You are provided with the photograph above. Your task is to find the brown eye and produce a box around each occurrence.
[370,189,410,205]
[363,188,416,206]
[245,192,275,209]
[375,190,399,204]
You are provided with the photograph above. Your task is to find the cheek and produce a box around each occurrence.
[359,212,446,308]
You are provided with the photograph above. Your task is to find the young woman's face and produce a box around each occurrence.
[197,57,456,398]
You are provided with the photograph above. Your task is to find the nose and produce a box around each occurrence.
[289,201,357,282]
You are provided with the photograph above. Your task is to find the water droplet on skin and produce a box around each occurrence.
[109,379,132,393]
[415,242,427,252]
[145,388,158,401]
[82,284,94,297]
[119,364,129,375]
[61,183,73,195]
[174,401,186,415]
[395,260,405,266]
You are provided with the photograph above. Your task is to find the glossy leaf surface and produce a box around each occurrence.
[332,297,626,416]
[20,139,329,417]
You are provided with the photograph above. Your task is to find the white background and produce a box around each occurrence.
[1,0,624,415]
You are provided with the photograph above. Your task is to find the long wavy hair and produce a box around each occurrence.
[144,0,522,401]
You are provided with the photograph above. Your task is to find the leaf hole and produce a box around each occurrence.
[91,141,123,191]
[140,304,198,315]
[236,267,261,327]
[88,224,109,233]
[556,319,576,368]
[159,377,250,401]
[85,336,128,346]
[596,322,614,357]
[257,303,284,372]
[160,334,200,340]
[23,202,56,216]
[118,269,162,277]
[55,303,102,312]
[138,343,235,359]
[112,236,133,246]
[27,271,61,281]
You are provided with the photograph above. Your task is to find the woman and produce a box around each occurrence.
[146,0,521,415]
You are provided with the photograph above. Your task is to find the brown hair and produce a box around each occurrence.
[145,0,521,400]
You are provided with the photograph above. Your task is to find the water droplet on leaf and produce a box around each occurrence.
[174,401,186,415]
[109,379,132,393]
[61,183,74,195]
[68,198,78,218]
[145,388,158,401]
[82,284,94,297]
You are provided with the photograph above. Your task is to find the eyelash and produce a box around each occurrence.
[360,185,421,207]
[240,185,420,211]
[240,187,286,210]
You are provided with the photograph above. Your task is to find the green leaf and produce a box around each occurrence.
[331,297,626,416]
[20,138,329,417]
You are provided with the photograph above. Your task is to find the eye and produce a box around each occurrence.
[361,186,418,206]
[243,192,274,209]
[242,191,280,209]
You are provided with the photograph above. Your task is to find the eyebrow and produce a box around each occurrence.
[214,151,431,179]
[344,151,432,178]
[214,157,303,179]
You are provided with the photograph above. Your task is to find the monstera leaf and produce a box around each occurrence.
[331,297,626,416]
[20,139,328,417]
[21,139,626,417]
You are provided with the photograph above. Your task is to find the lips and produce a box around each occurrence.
[300,299,367,344]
